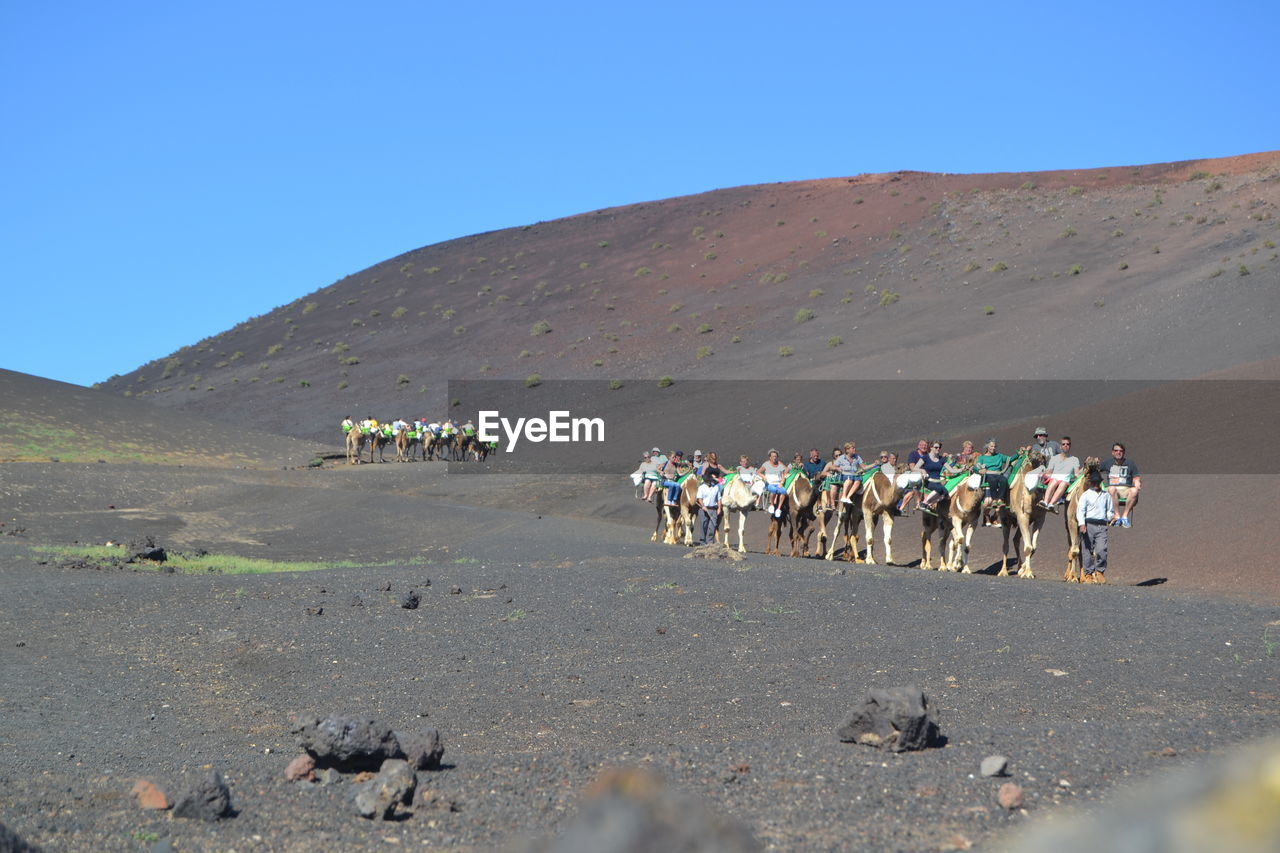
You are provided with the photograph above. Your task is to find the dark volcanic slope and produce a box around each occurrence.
[0,461,1277,852]
[100,153,1280,444]
[0,368,327,467]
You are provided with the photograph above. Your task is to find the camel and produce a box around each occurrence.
[720,474,762,553]
[818,471,871,562]
[944,475,984,573]
[653,474,699,546]
[393,425,416,462]
[1063,457,1103,583]
[345,427,366,465]
[997,449,1047,578]
[860,469,907,565]
[367,428,391,463]
[919,492,951,570]
[767,472,817,557]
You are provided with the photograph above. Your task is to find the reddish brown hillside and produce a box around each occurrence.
[102,152,1280,443]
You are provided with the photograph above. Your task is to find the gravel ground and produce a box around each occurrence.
[1,462,1277,851]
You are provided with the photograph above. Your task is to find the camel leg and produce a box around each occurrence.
[1019,518,1039,579]
[959,520,975,574]
[823,507,839,561]
[862,514,877,565]
[882,513,895,566]
[998,521,1013,576]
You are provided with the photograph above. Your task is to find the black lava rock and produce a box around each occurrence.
[395,728,445,770]
[835,686,940,752]
[292,714,402,771]
[171,770,234,821]
[400,591,420,610]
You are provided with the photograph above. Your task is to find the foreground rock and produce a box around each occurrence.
[351,759,416,820]
[0,821,42,852]
[131,778,170,809]
[684,544,746,562]
[513,767,760,853]
[395,728,445,770]
[292,714,402,771]
[835,686,941,752]
[171,770,233,821]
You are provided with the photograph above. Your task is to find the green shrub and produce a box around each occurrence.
[808,288,824,298]
[302,302,317,315]
[299,380,310,388]
[598,241,609,248]
[531,320,552,336]
[878,290,900,307]
[1061,226,1077,238]
[592,359,604,367]
[1069,265,1083,275]
[266,344,283,356]
[990,261,1008,272]
[657,376,674,388]
[731,335,742,343]
[397,374,410,385]
[391,306,408,318]
[696,346,712,360]
[525,374,542,387]
[635,266,653,276]
[667,323,681,333]
[696,323,712,334]
[608,379,623,390]
[1239,264,1251,276]
[984,305,995,315]
[963,262,980,273]
[778,346,794,357]
[827,336,843,347]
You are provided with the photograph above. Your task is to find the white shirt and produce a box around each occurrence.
[1076,489,1115,525]
[697,482,721,508]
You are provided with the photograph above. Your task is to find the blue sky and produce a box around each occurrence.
[3,1,1277,387]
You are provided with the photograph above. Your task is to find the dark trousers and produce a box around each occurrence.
[1081,521,1109,574]
[982,473,1009,502]
[697,508,720,544]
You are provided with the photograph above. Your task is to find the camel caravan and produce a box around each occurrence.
[635,432,1141,585]
[341,416,495,465]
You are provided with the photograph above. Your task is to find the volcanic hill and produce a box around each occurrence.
[100,153,1280,444]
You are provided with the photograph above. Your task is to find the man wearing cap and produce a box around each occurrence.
[691,450,705,475]
[1032,427,1061,460]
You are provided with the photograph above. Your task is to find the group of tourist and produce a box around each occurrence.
[631,428,1142,573]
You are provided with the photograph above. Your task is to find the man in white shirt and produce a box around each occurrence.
[1075,471,1115,583]
[696,474,723,545]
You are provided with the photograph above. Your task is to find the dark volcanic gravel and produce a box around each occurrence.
[0,463,1277,851]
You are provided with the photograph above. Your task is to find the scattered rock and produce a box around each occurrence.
[171,770,234,821]
[1160,746,1178,757]
[305,606,324,616]
[351,759,416,820]
[292,713,402,771]
[318,768,342,786]
[449,586,462,595]
[514,767,760,852]
[284,754,316,782]
[419,788,460,812]
[131,778,170,810]
[981,755,1010,777]
[683,543,746,561]
[835,686,941,752]
[400,591,420,610]
[126,536,167,564]
[395,728,445,770]
[997,782,1025,810]
[348,595,364,607]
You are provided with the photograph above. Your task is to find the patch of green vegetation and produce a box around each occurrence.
[266,344,283,356]
[391,306,408,318]
[531,320,552,336]
[878,290,900,307]
[695,346,713,360]
[794,308,816,323]
[827,336,843,347]
[990,261,1008,272]
[984,305,995,315]
[657,376,674,388]
[608,379,623,390]
[525,374,542,388]
[695,323,713,334]
[777,346,794,357]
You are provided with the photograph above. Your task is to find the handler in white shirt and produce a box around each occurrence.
[1075,471,1115,583]
[696,475,722,546]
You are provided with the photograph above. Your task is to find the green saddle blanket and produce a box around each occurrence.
[944,472,969,494]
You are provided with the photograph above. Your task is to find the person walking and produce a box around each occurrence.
[1076,471,1115,583]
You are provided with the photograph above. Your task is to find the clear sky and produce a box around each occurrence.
[3,1,1277,387]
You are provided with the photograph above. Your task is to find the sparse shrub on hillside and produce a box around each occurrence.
[266,344,283,356]
[1068,186,1083,196]
[731,336,742,343]
[1069,265,1083,275]
[703,252,717,261]
[1061,226,1077,238]
[453,326,466,335]
[808,288,824,298]
[879,291,900,307]
[337,380,348,390]
[1152,245,1161,254]
[592,359,604,367]
[991,261,1008,272]
[775,219,785,226]
[692,226,705,238]
[963,262,980,273]
[794,308,816,324]
[827,336,843,347]
[608,379,623,390]
[345,299,358,305]
[395,374,410,387]
[302,302,317,315]
[332,342,349,354]
[853,197,864,204]
[342,356,360,365]
[391,306,407,318]
[668,303,683,313]
[518,350,532,359]
[1112,229,1125,237]
[657,376,674,388]
[984,306,995,315]
[815,230,827,238]
[299,380,310,388]
[1206,181,1223,193]
[598,241,609,248]
[777,346,794,357]
[1119,262,1129,270]
[1189,171,1210,181]
[635,266,653,277]
[526,374,541,388]
[1209,268,1224,278]
[696,323,712,334]
[531,320,552,336]
[1239,265,1251,276]
[495,294,509,303]
[696,346,712,360]
[229,351,243,362]
[249,377,259,383]
[400,262,413,274]
[351,319,363,327]
[667,323,681,333]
